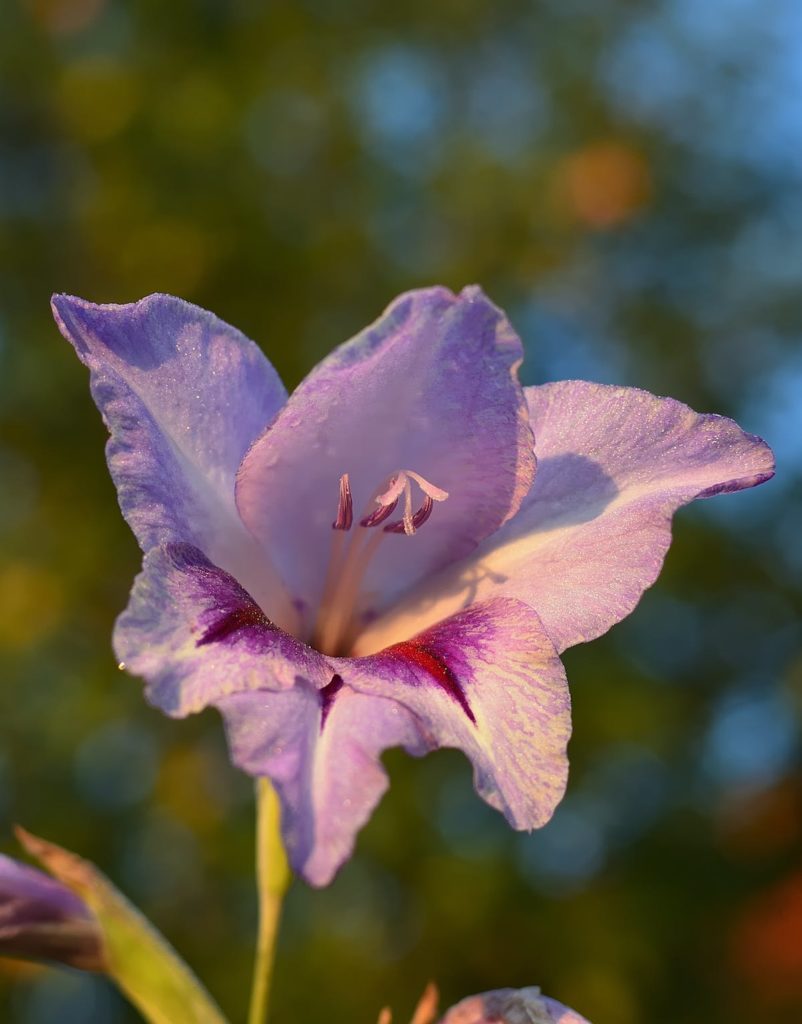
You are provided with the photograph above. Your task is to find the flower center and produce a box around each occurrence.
[311,469,448,655]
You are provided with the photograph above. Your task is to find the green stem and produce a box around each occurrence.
[247,778,291,1024]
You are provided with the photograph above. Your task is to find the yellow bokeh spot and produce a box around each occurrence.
[156,746,223,832]
[0,563,64,652]
[557,141,652,229]
[155,74,232,154]
[118,219,211,297]
[557,964,639,1024]
[57,58,139,143]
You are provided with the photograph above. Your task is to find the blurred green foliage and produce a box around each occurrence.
[1,1,801,1022]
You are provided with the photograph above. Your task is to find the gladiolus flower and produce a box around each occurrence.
[53,286,773,885]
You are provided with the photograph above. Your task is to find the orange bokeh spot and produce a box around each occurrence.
[557,141,652,229]
[716,780,802,861]
[25,0,106,34]
[731,869,802,1003]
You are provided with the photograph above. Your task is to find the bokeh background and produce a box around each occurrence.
[1,0,801,1021]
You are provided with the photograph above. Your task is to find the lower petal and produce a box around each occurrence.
[116,542,427,886]
[218,683,427,887]
[117,551,570,885]
[114,543,331,716]
[340,597,571,831]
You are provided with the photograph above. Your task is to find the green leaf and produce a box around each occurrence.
[16,827,229,1024]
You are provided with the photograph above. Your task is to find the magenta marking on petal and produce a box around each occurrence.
[332,473,353,530]
[697,467,776,497]
[319,674,344,730]
[386,639,476,724]
[197,603,273,646]
[162,543,281,651]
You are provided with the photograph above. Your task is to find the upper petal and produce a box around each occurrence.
[115,543,331,716]
[340,597,571,831]
[356,381,774,655]
[235,286,535,626]
[52,293,294,627]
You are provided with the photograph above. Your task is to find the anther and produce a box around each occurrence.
[384,495,434,534]
[376,470,448,536]
[332,473,353,531]
[360,499,398,528]
[316,468,449,653]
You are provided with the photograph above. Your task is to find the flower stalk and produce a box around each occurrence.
[248,778,290,1024]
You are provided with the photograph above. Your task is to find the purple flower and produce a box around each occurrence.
[0,853,104,971]
[53,286,773,885]
[439,986,590,1024]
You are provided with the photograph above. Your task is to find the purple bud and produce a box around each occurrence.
[0,854,105,971]
[439,987,591,1024]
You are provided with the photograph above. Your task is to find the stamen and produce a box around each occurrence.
[332,473,353,530]
[313,467,449,654]
[380,469,448,535]
[384,495,434,534]
[360,499,398,528]
[360,470,448,535]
